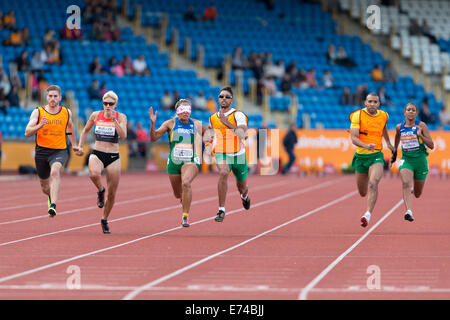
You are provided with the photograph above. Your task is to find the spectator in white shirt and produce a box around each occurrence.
[132,55,150,76]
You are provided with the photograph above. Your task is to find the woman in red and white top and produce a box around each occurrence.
[77,91,127,234]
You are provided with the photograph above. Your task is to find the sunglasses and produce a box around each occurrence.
[218,94,232,99]
[103,101,115,106]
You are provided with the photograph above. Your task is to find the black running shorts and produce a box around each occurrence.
[35,146,68,180]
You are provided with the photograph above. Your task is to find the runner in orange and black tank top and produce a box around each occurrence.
[34,105,70,179]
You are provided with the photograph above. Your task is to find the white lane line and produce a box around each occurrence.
[0,284,447,294]
[123,190,358,300]
[0,183,216,226]
[298,199,403,300]
[0,181,292,247]
[0,179,342,286]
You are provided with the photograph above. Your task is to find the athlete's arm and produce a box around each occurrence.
[350,127,374,151]
[418,122,434,149]
[382,125,395,152]
[77,112,97,149]
[393,124,401,150]
[113,112,127,140]
[24,108,47,137]
[194,120,203,164]
[66,109,80,151]
[150,119,172,142]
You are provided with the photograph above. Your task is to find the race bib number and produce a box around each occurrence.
[95,125,116,136]
[172,143,193,161]
[401,135,420,151]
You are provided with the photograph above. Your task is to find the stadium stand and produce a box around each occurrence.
[0,0,448,147]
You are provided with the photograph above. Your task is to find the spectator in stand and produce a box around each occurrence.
[3,11,16,30]
[383,62,398,84]
[326,44,337,65]
[0,89,9,115]
[419,98,436,125]
[133,55,151,76]
[4,28,23,46]
[206,95,217,112]
[161,90,173,110]
[110,58,124,77]
[28,71,40,100]
[261,75,278,96]
[336,46,356,68]
[171,90,181,109]
[40,44,59,65]
[370,64,384,82]
[409,18,422,36]
[126,121,138,157]
[306,69,318,89]
[88,79,100,100]
[438,105,450,129]
[265,59,285,79]
[43,29,57,47]
[135,121,149,157]
[7,84,20,107]
[353,85,365,106]
[281,74,292,95]
[193,91,207,111]
[21,27,30,46]
[322,70,334,89]
[202,5,218,21]
[0,68,11,98]
[339,87,353,105]
[16,51,29,72]
[183,5,198,21]
[121,55,134,75]
[378,86,394,107]
[60,23,83,40]
[99,82,108,97]
[30,51,44,72]
[37,70,48,97]
[89,56,104,74]
[231,46,249,71]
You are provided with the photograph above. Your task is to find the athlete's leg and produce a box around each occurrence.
[217,161,230,208]
[366,162,384,213]
[180,163,198,214]
[168,174,182,200]
[39,178,50,199]
[355,172,369,197]
[399,168,414,211]
[88,154,104,191]
[48,161,63,205]
[102,159,121,220]
[413,179,426,198]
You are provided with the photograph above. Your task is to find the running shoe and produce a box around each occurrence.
[101,218,111,234]
[181,213,190,227]
[404,210,414,222]
[360,212,371,228]
[48,202,56,218]
[242,195,251,210]
[97,187,105,208]
[215,210,225,222]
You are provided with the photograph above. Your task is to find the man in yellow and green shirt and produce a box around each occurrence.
[349,93,395,228]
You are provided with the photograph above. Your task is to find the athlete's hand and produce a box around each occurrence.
[218,111,229,125]
[390,149,397,164]
[73,146,84,156]
[417,126,423,137]
[149,107,157,124]
[40,116,48,128]
[367,143,375,151]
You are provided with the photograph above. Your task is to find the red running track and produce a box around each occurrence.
[0,172,449,300]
